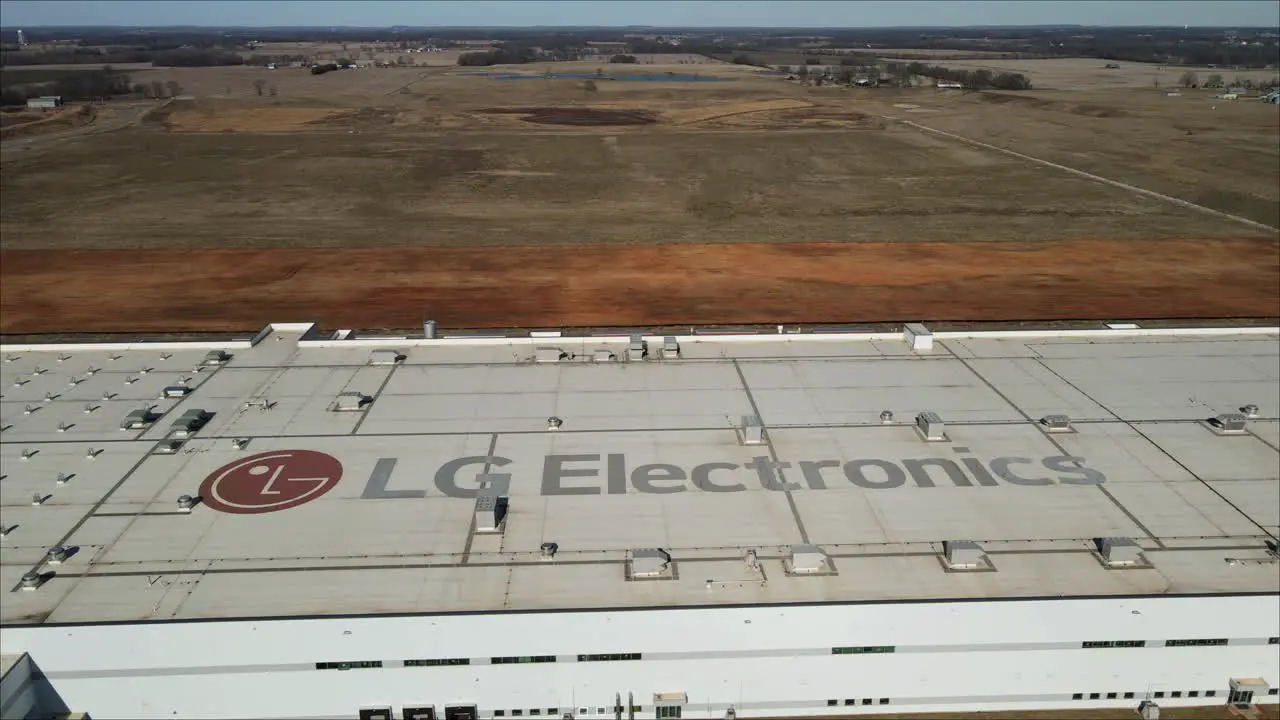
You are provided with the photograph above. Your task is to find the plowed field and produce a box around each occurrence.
[1,238,1275,334]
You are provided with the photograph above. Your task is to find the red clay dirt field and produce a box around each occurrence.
[1,238,1276,335]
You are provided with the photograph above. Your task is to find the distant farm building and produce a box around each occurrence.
[25,96,63,110]
[936,81,963,89]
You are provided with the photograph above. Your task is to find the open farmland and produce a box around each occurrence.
[923,57,1280,90]
[2,55,1277,333]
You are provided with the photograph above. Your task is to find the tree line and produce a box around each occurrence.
[2,47,245,67]
[0,67,134,106]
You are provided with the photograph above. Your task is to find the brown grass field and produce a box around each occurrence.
[1,238,1275,334]
[1,54,1277,334]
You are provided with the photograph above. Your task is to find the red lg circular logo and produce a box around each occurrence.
[199,450,342,514]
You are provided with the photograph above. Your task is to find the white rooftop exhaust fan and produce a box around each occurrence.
[46,545,69,564]
[540,542,559,560]
[20,572,43,591]
[1240,404,1260,419]
[915,411,948,441]
[547,416,563,431]
[177,495,196,513]
[880,410,894,423]
[661,337,680,359]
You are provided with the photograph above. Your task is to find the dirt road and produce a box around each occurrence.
[1,239,1275,334]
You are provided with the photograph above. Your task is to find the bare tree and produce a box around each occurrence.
[583,79,598,93]
[253,79,266,97]
[1178,71,1198,88]
[269,85,278,97]
[165,80,182,97]
[149,80,165,98]
[1206,73,1224,88]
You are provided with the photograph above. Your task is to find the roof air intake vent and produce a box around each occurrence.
[629,548,673,579]
[1040,414,1073,433]
[915,411,948,442]
[1205,412,1247,435]
[738,415,766,446]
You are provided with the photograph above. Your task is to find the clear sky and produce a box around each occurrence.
[1,0,1278,28]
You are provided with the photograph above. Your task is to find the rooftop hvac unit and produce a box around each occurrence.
[786,544,829,574]
[423,320,438,339]
[1139,701,1160,720]
[739,415,766,445]
[1040,414,1073,433]
[162,386,191,398]
[630,548,672,578]
[1207,412,1248,434]
[359,709,393,720]
[942,540,988,570]
[661,337,680,359]
[1095,537,1144,566]
[202,350,230,366]
[915,411,947,441]
[593,349,617,362]
[474,491,507,533]
[20,572,43,591]
[333,392,370,412]
[628,334,647,361]
[535,346,568,363]
[904,322,933,351]
[169,409,211,436]
[370,349,404,365]
[404,708,437,720]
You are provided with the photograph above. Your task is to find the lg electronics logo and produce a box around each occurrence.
[200,449,1107,514]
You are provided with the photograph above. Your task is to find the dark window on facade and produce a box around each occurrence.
[861,699,872,706]
[1106,693,1117,699]
[1269,637,1278,645]
[597,709,605,715]
[315,660,383,670]
[1072,694,1083,700]
[631,707,642,713]
[832,646,895,654]
[1164,638,1228,647]
[1270,688,1279,695]
[491,656,556,665]
[404,658,470,667]
[547,710,558,716]
[878,699,889,705]
[530,711,540,716]
[1089,693,1101,700]
[578,653,642,662]
[1188,691,1199,698]
[1206,690,1216,697]
[843,700,855,706]
[656,708,681,720]
[512,712,522,717]
[1123,692,1135,699]
[1082,640,1146,649]
[1154,692,1164,699]
[1171,691,1182,698]
[827,700,837,707]
[495,712,504,717]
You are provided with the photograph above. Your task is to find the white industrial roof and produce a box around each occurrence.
[1,325,1277,625]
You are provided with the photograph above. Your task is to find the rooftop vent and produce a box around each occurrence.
[942,540,990,570]
[56,354,70,363]
[880,410,894,423]
[83,403,97,415]
[915,411,948,442]
[370,349,404,365]
[743,549,762,572]
[231,438,251,450]
[169,409,212,437]
[785,544,831,575]
[738,415,766,446]
[1207,412,1248,435]
[904,322,934,351]
[1095,537,1144,567]
[243,398,273,412]
[1040,414,1074,433]
[31,493,45,506]
[592,349,617,363]
[120,408,155,430]
[661,337,680,360]
[2,354,16,363]
[86,366,99,375]
[177,495,197,513]
[19,572,43,591]
[1139,701,1160,720]
[46,545,69,565]
[535,346,569,363]
[162,386,191,398]
[540,542,559,560]
[630,548,672,578]
[423,320,437,339]
[628,334,647,361]
[32,367,46,375]
[21,448,35,460]
[43,392,56,402]
[86,447,100,459]
[202,350,230,366]
[547,416,563,431]
[1240,404,1260,419]
[68,377,83,386]
[333,392,371,412]
[56,422,71,433]
[55,473,69,486]
[22,405,36,415]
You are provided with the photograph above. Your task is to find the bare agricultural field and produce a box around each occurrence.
[926,57,1280,90]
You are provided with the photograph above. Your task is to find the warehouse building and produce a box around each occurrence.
[0,321,1277,719]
